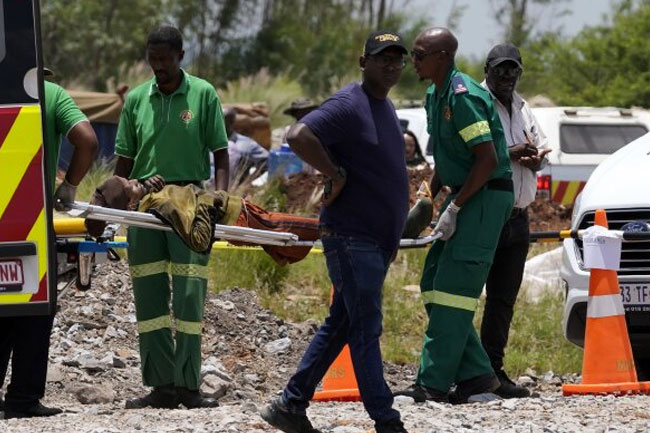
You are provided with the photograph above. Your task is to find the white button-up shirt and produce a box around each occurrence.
[481,81,548,209]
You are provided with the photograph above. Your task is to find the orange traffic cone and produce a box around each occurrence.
[312,286,361,402]
[562,209,650,396]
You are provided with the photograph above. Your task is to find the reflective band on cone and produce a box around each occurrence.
[587,294,625,318]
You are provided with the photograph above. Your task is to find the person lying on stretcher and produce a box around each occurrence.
[85,175,320,265]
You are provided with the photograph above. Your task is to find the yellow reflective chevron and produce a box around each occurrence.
[421,290,478,312]
[130,260,169,278]
[170,263,209,280]
[177,319,202,335]
[138,315,172,333]
[458,121,490,143]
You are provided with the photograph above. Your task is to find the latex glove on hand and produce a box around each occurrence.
[434,201,461,241]
[54,179,78,211]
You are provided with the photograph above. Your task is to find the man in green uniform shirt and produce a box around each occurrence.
[395,27,514,404]
[0,74,98,418]
[114,25,229,409]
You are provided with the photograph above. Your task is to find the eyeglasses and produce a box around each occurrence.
[410,49,447,62]
[490,65,522,79]
[370,54,407,69]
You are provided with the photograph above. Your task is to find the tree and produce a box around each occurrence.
[519,1,650,108]
[41,0,166,91]
[489,0,569,47]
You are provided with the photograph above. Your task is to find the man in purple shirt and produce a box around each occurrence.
[260,30,410,433]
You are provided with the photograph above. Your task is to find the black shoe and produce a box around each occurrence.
[375,417,409,433]
[393,383,449,403]
[494,370,531,398]
[450,373,501,404]
[3,402,63,419]
[260,398,321,433]
[125,385,179,409]
[176,387,219,409]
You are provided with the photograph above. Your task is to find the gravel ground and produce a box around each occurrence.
[2,262,648,433]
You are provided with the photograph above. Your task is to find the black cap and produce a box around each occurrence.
[364,30,408,56]
[486,43,522,68]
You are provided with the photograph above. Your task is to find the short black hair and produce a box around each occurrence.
[147,25,183,52]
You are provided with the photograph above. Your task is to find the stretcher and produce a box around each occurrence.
[54,202,443,291]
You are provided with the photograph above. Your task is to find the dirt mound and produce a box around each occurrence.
[284,169,571,233]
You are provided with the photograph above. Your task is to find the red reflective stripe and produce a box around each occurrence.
[31,276,48,302]
[553,181,568,203]
[0,147,44,240]
[0,108,21,149]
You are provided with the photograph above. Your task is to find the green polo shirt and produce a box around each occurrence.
[43,81,88,189]
[114,70,228,181]
[425,66,511,187]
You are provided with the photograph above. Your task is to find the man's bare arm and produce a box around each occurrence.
[114,156,134,178]
[453,141,498,207]
[213,148,229,191]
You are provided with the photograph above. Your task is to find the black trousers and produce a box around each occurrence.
[0,311,55,411]
[480,209,530,372]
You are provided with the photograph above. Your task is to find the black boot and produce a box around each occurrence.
[3,402,62,419]
[375,417,409,433]
[260,398,321,433]
[125,385,178,409]
[393,383,449,403]
[176,386,219,409]
[450,373,501,404]
[494,369,531,398]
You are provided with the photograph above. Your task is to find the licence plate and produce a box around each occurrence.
[0,259,25,292]
[620,283,650,312]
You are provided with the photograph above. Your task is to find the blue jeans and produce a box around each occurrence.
[281,235,400,423]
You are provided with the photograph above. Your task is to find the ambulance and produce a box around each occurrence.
[0,0,57,316]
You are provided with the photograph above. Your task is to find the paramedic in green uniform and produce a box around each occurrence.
[113,26,229,410]
[0,73,98,418]
[395,27,514,404]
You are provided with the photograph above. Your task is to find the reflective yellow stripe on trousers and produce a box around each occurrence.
[138,315,172,333]
[177,319,202,335]
[170,263,209,280]
[129,260,170,278]
[421,290,478,312]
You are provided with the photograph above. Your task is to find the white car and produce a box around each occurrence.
[561,131,650,371]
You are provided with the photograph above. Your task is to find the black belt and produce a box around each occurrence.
[449,178,513,195]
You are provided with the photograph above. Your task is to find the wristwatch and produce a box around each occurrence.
[334,166,347,180]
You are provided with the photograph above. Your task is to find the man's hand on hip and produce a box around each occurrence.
[323,166,347,207]
[434,201,461,241]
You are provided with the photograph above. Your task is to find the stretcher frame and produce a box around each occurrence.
[69,202,443,248]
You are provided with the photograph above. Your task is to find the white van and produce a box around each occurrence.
[531,107,650,205]
[396,106,650,206]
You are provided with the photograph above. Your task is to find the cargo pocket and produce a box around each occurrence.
[449,244,493,297]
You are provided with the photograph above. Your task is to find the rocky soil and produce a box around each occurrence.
[2,261,649,433]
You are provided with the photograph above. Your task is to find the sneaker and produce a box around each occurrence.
[260,398,321,433]
[3,402,63,419]
[450,373,501,404]
[375,417,409,433]
[494,369,531,399]
[393,383,449,403]
[176,387,219,409]
[125,385,179,409]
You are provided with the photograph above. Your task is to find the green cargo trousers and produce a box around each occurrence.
[416,187,513,392]
[127,226,210,390]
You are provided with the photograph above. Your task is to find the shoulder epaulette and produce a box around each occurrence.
[451,76,469,95]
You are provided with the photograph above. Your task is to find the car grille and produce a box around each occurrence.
[576,208,650,276]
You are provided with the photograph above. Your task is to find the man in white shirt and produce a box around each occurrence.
[480,43,551,398]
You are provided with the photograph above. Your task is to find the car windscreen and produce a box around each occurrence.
[0,0,5,63]
[560,123,648,154]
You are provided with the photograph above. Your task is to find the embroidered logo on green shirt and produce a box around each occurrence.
[180,109,194,124]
